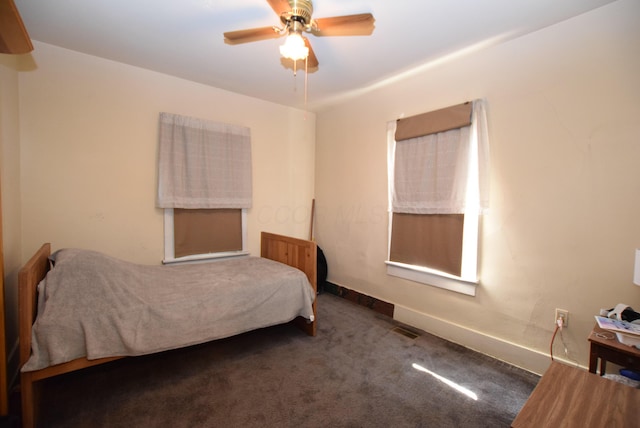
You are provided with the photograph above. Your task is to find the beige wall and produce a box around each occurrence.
[18,43,316,264]
[315,0,640,374]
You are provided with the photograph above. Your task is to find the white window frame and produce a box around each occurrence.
[162,208,249,264]
[385,115,482,297]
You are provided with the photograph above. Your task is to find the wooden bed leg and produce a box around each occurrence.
[294,300,317,336]
[295,317,316,336]
[20,372,37,428]
[294,317,316,336]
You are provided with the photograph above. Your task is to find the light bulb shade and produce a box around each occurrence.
[634,248,640,286]
[279,33,309,61]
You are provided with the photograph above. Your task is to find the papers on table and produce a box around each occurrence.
[595,316,640,347]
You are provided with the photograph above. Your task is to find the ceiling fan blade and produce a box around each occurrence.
[303,37,318,69]
[312,13,375,37]
[266,0,291,17]
[224,26,280,45]
[0,0,33,54]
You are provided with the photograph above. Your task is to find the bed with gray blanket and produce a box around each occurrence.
[18,232,317,428]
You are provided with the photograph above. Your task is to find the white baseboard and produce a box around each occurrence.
[394,304,581,376]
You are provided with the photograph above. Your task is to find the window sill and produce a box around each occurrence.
[163,251,250,265]
[385,261,478,296]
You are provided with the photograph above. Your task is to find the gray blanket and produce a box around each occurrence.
[22,249,315,371]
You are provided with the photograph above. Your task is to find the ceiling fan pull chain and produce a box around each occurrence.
[304,56,308,112]
[292,61,299,94]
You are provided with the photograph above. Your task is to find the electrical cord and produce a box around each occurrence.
[550,319,580,366]
[550,321,561,361]
[594,331,615,340]
[558,328,578,365]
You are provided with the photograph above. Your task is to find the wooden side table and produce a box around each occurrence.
[511,361,640,427]
[588,324,640,375]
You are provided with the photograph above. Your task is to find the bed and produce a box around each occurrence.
[18,232,317,428]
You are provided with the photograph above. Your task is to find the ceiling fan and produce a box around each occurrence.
[0,0,33,54]
[223,0,375,69]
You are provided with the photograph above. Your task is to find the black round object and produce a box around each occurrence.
[317,246,328,293]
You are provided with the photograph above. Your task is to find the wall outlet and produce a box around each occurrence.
[555,308,569,328]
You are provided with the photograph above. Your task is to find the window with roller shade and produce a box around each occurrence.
[157,112,252,263]
[386,100,489,295]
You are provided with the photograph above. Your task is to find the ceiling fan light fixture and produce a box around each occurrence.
[279,32,308,61]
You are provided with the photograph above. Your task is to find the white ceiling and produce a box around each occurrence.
[14,0,616,111]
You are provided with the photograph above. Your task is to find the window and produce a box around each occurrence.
[157,113,252,264]
[162,208,248,262]
[386,100,489,296]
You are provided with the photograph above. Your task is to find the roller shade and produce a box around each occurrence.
[391,99,489,215]
[157,112,252,209]
[395,102,472,141]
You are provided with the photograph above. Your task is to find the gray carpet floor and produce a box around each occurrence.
[33,293,539,427]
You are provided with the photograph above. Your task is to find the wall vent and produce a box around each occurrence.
[392,326,420,340]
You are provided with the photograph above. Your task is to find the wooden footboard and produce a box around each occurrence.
[261,232,317,336]
[18,232,317,428]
